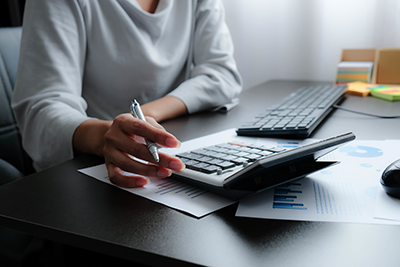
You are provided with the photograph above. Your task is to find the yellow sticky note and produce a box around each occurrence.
[346,81,376,96]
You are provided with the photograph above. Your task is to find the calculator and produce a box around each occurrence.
[172,132,355,200]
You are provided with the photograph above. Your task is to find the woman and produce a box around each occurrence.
[12,0,242,188]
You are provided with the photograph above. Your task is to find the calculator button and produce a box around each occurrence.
[209,159,224,165]
[230,157,248,165]
[236,152,250,157]
[214,161,236,170]
[243,154,262,161]
[201,165,220,174]
[259,151,274,156]
[267,147,286,153]
[177,152,201,160]
[191,162,210,171]
[196,156,214,162]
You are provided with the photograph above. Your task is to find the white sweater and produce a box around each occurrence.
[12,0,242,171]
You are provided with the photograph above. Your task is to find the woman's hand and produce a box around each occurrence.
[103,114,184,187]
[73,114,185,188]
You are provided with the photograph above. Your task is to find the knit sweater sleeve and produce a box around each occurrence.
[12,0,89,171]
[168,0,243,114]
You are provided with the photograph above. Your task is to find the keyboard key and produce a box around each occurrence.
[191,149,210,156]
[248,148,263,154]
[267,147,286,153]
[259,151,274,156]
[177,153,202,160]
[201,165,221,174]
[243,154,262,161]
[209,158,224,165]
[230,157,249,165]
[191,162,210,171]
[214,161,236,170]
[236,152,250,157]
[196,156,214,162]
[179,159,198,166]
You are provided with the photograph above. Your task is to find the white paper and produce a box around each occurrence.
[337,61,374,68]
[373,140,400,222]
[79,164,235,218]
[236,140,400,225]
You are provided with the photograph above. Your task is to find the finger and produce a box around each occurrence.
[145,116,165,131]
[104,124,153,162]
[120,114,181,148]
[157,152,186,172]
[106,151,172,179]
[106,163,150,188]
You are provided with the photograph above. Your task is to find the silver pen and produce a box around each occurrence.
[130,99,160,162]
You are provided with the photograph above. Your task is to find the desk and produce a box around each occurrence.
[1,80,400,266]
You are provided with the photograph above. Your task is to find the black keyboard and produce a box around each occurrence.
[236,85,347,138]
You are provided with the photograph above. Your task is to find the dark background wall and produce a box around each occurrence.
[0,0,26,27]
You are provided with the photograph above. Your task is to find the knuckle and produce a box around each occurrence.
[114,114,126,124]
[131,120,145,131]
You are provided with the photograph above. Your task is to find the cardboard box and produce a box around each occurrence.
[376,49,400,85]
[337,48,400,86]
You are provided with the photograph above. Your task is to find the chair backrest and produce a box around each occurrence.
[0,26,33,175]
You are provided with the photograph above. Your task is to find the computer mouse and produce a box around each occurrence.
[381,159,400,198]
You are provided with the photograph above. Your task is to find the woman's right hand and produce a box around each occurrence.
[73,114,185,188]
[102,113,185,188]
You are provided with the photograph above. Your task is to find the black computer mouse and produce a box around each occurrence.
[381,159,400,198]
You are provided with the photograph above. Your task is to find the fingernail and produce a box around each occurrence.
[157,168,172,178]
[166,137,181,148]
[137,178,149,187]
[176,140,181,148]
[170,161,185,171]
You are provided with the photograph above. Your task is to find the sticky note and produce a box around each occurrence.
[369,86,400,101]
[346,81,374,96]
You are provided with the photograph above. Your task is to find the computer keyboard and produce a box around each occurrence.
[236,84,348,138]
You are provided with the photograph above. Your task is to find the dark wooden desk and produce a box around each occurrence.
[1,80,400,266]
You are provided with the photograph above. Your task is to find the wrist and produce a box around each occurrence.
[73,119,112,157]
[141,96,188,122]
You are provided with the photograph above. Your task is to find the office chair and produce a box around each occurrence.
[0,26,39,266]
[0,26,34,184]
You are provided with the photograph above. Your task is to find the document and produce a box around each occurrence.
[236,140,400,225]
[373,140,400,222]
[79,163,235,218]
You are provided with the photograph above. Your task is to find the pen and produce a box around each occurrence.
[130,99,160,162]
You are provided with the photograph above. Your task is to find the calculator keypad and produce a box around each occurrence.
[176,141,286,175]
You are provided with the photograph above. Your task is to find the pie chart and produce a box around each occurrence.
[338,146,383,158]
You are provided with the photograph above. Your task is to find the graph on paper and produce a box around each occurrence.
[78,163,235,218]
[273,182,307,210]
[152,178,206,199]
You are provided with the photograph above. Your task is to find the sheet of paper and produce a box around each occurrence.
[236,140,400,225]
[374,140,400,222]
[79,164,235,218]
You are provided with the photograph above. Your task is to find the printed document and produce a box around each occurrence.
[236,140,400,225]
